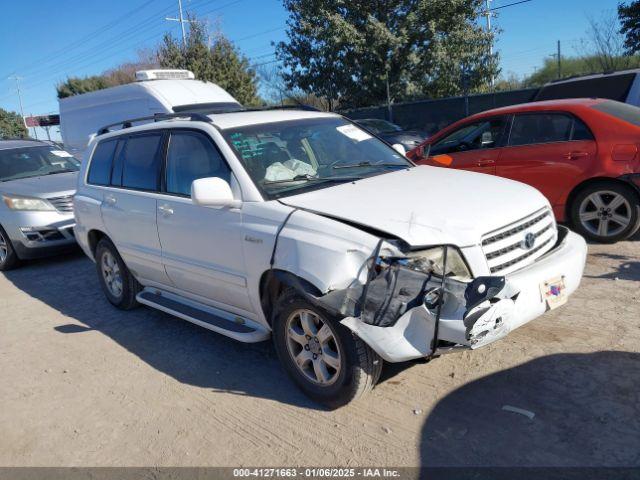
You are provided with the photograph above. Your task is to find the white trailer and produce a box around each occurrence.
[59,70,241,159]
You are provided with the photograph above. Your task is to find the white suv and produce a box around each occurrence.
[74,109,588,407]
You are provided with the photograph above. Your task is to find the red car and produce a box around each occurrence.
[407,98,640,243]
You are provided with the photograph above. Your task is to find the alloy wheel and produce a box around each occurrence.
[101,250,123,298]
[578,190,632,238]
[285,309,342,386]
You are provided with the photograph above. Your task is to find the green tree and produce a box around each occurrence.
[56,53,158,99]
[157,17,261,105]
[523,54,640,87]
[619,1,640,54]
[0,108,28,139]
[275,0,499,109]
[56,75,111,99]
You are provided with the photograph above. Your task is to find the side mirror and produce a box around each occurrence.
[191,177,241,208]
[392,143,407,156]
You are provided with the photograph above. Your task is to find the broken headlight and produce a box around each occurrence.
[401,246,472,282]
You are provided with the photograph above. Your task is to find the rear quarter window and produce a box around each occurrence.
[87,139,118,185]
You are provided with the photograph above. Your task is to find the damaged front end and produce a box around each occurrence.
[277,239,522,362]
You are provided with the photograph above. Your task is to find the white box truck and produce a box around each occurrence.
[59,69,241,159]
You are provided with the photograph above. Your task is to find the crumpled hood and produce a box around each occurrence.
[0,172,78,198]
[281,166,550,247]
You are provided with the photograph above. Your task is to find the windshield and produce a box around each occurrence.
[0,146,80,182]
[358,119,403,134]
[222,117,412,199]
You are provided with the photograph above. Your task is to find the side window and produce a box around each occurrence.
[430,117,507,155]
[165,131,231,196]
[509,113,572,146]
[571,117,594,141]
[121,134,163,191]
[87,139,117,185]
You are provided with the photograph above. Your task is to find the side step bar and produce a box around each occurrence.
[137,288,270,343]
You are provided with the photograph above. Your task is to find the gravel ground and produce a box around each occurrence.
[0,233,638,468]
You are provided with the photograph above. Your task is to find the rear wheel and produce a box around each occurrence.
[571,182,640,243]
[272,289,383,408]
[95,238,141,309]
[0,225,20,271]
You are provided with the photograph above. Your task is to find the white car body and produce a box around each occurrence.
[74,109,587,366]
[59,70,241,160]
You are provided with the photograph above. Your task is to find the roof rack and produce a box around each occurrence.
[97,112,212,136]
[96,104,322,136]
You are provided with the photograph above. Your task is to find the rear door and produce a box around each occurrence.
[426,116,509,175]
[98,132,171,285]
[497,112,597,206]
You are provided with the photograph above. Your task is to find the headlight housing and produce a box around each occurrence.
[3,195,55,211]
[401,246,472,282]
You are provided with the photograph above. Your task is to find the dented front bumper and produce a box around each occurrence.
[341,227,587,362]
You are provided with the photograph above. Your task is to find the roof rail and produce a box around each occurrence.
[96,104,322,136]
[97,112,212,136]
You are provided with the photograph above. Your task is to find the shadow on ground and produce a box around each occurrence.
[4,252,318,409]
[421,351,640,468]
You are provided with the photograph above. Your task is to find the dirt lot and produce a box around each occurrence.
[0,233,638,468]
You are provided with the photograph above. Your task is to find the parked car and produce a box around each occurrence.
[407,98,640,243]
[534,68,640,107]
[59,69,242,160]
[354,118,428,151]
[74,108,587,407]
[0,139,79,270]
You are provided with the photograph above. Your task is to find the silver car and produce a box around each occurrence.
[0,139,79,270]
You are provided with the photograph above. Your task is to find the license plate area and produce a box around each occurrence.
[540,275,567,310]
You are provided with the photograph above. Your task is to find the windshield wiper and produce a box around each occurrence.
[332,161,408,170]
[42,169,77,175]
[263,174,364,186]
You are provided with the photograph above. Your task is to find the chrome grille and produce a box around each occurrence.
[481,208,557,275]
[47,195,74,213]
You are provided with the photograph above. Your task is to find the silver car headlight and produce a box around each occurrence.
[3,195,55,211]
[402,246,472,282]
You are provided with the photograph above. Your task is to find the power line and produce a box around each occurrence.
[1,0,158,79]
[491,0,533,11]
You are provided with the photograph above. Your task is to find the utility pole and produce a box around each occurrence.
[166,0,188,48]
[549,40,562,79]
[8,75,25,121]
[483,0,495,88]
[557,40,562,79]
[8,74,33,138]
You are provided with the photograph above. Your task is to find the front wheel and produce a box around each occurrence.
[272,289,383,408]
[0,225,20,271]
[570,182,640,243]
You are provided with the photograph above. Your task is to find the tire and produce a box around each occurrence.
[570,181,640,243]
[95,237,141,310]
[272,289,383,408]
[0,224,20,271]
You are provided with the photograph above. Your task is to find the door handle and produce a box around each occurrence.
[564,151,589,160]
[158,204,174,216]
[104,195,116,206]
[477,158,496,166]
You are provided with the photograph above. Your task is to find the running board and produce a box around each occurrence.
[137,288,270,343]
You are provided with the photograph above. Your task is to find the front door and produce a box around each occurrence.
[155,130,253,314]
[425,116,509,175]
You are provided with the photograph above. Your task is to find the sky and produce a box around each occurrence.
[0,0,622,140]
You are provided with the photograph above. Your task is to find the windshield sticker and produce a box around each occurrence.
[336,125,372,142]
[51,150,73,157]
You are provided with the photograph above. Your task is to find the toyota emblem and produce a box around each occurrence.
[523,232,536,250]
